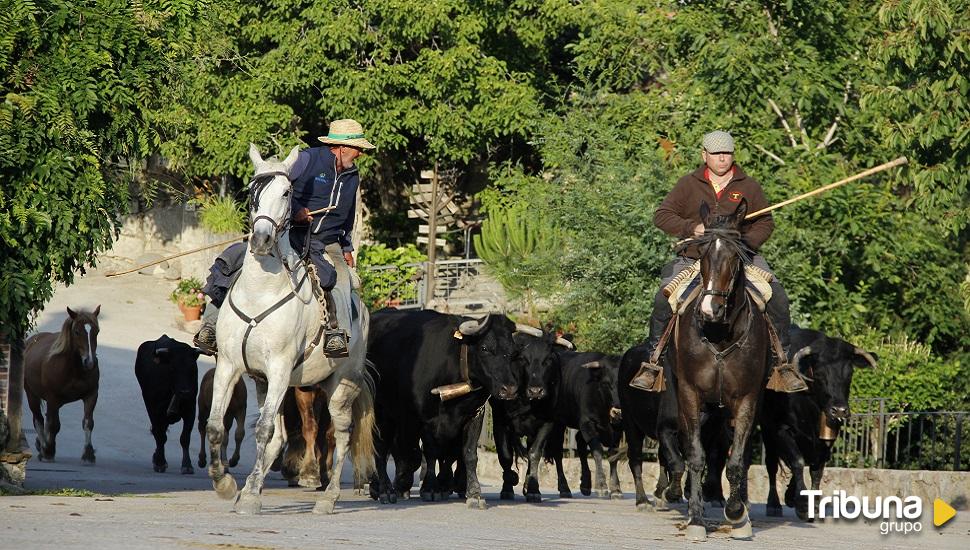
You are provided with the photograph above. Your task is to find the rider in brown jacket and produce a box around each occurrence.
[629,130,807,393]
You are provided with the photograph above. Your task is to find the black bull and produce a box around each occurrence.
[367,308,520,509]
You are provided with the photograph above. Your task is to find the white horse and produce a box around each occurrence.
[205,144,375,515]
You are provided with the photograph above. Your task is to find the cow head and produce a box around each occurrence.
[792,338,877,425]
[512,325,571,400]
[153,335,201,421]
[459,314,520,400]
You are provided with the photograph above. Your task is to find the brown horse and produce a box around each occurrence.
[673,200,768,541]
[24,306,102,464]
[279,385,336,489]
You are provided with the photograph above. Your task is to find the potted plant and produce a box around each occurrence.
[170,277,206,321]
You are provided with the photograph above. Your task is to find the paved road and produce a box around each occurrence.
[2,271,967,548]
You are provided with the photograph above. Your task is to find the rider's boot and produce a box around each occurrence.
[629,294,672,392]
[322,290,350,358]
[765,317,808,393]
[193,321,218,356]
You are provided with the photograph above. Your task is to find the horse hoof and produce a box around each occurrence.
[81,456,95,466]
[724,502,748,524]
[234,494,262,515]
[636,500,653,512]
[312,499,336,515]
[299,476,322,489]
[228,457,240,468]
[153,463,166,473]
[466,496,486,510]
[654,497,670,512]
[197,459,206,469]
[580,487,591,496]
[596,488,609,498]
[286,478,300,487]
[796,507,810,521]
[560,490,573,498]
[731,517,753,540]
[766,504,783,517]
[610,491,623,500]
[181,466,194,475]
[525,493,542,503]
[500,491,515,500]
[213,474,237,500]
[686,524,707,541]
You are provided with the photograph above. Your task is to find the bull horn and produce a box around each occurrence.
[514,324,543,338]
[853,347,878,368]
[791,346,813,371]
[458,315,490,336]
[581,361,601,369]
[555,337,574,349]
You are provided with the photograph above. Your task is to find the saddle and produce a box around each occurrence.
[662,260,774,314]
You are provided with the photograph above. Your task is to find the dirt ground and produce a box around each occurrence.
[1,270,967,548]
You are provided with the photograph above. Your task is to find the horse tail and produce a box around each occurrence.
[350,365,378,483]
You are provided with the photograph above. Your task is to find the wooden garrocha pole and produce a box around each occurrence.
[104,205,336,277]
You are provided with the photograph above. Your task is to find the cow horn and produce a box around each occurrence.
[853,347,878,368]
[458,315,490,336]
[555,337,574,349]
[514,324,543,338]
[791,346,813,371]
[581,361,601,369]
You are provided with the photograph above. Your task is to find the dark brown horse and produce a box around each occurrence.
[24,306,102,463]
[673,200,768,541]
[279,385,336,489]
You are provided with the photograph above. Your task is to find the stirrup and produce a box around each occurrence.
[193,324,217,356]
[629,361,666,392]
[323,328,350,358]
[766,363,808,393]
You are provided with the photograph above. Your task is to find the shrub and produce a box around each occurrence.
[197,195,247,234]
[358,244,427,308]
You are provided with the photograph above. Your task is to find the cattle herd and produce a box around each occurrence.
[125,307,876,525]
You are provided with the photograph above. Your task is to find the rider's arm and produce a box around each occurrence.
[338,187,356,253]
[740,184,774,250]
[653,177,697,238]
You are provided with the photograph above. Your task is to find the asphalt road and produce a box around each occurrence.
[2,270,967,549]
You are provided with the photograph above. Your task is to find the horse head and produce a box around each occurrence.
[64,305,101,370]
[696,199,750,324]
[247,144,301,256]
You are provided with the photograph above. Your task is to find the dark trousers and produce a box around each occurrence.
[289,228,337,291]
[647,255,791,353]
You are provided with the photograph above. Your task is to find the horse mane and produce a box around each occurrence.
[47,315,75,358]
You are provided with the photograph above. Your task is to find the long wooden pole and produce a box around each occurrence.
[104,205,336,277]
[745,156,908,219]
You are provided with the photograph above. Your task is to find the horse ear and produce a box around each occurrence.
[93,304,101,316]
[734,198,748,222]
[67,307,77,319]
[248,143,263,166]
[699,201,711,222]
[282,146,301,174]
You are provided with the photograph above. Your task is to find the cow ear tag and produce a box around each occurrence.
[453,329,463,340]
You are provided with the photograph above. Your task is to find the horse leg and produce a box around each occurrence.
[45,403,62,463]
[235,374,287,515]
[679,393,707,541]
[80,391,97,465]
[26,391,51,461]
[229,404,246,468]
[179,407,195,475]
[314,378,362,514]
[462,407,487,510]
[294,386,322,488]
[702,418,727,508]
[206,362,243,500]
[324,421,336,490]
[724,397,758,539]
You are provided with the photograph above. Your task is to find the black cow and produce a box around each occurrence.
[761,326,877,519]
[491,329,572,503]
[545,351,623,499]
[368,308,520,509]
[197,367,247,471]
[134,335,200,474]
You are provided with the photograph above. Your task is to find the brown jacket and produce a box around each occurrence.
[654,164,774,259]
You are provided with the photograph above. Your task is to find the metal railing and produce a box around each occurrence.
[365,259,487,310]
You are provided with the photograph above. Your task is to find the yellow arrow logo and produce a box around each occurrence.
[933,498,956,527]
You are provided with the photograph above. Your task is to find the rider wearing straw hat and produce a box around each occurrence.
[288,119,375,356]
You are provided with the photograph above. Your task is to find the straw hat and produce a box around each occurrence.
[317,119,375,150]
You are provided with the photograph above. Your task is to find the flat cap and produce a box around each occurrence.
[702,130,735,153]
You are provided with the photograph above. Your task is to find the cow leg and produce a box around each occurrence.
[550,430,572,498]
[608,453,622,500]
[419,435,440,502]
[198,403,209,469]
[658,424,685,504]
[179,407,195,474]
[578,423,609,498]
[235,374,287,515]
[576,432,592,496]
[764,437,783,516]
[26,391,51,461]
[625,424,650,511]
[435,457,453,500]
[294,386,322,489]
[774,428,809,521]
[206,360,243,500]
[150,411,169,472]
[371,416,395,504]
[462,407,487,510]
[524,422,554,503]
[493,411,517,500]
[313,378,362,515]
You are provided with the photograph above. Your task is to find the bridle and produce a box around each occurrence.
[697,228,747,307]
[249,170,292,256]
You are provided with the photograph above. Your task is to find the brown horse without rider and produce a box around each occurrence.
[24,306,102,464]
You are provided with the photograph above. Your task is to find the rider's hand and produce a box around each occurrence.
[293,207,313,225]
[693,223,705,237]
[343,251,355,268]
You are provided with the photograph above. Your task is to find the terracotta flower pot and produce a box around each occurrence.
[178,302,203,321]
